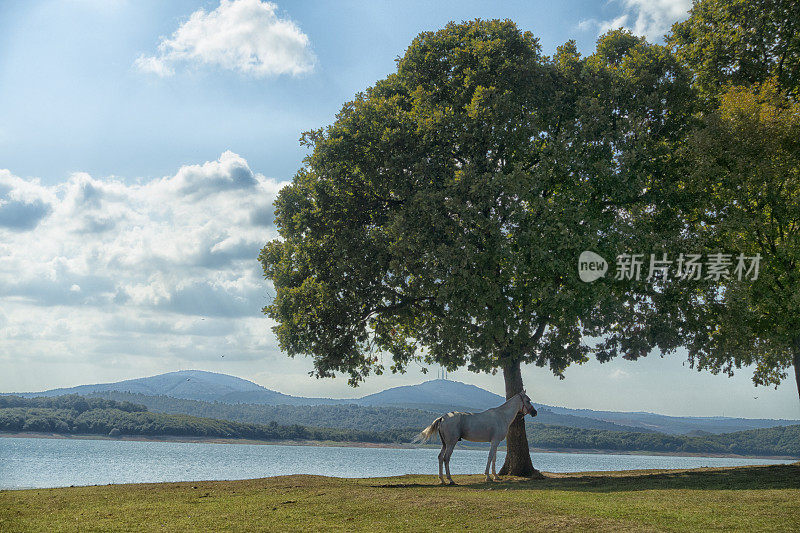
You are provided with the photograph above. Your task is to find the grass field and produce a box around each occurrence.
[1,463,798,532]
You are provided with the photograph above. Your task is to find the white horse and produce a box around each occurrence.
[413,391,537,484]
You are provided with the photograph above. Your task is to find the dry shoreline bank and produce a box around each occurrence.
[2,465,799,531]
[2,431,796,460]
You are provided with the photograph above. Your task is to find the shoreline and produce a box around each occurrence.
[2,431,797,460]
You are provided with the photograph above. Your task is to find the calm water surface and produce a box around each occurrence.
[0,436,793,489]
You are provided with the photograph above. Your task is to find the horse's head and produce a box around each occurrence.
[519,391,537,417]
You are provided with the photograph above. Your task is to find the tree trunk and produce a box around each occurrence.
[498,359,541,477]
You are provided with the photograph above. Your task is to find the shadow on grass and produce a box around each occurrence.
[373,463,800,493]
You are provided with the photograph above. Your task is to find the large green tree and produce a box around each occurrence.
[667,0,800,404]
[679,82,800,401]
[669,0,800,100]
[260,21,692,476]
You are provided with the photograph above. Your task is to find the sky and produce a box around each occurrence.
[1,0,798,420]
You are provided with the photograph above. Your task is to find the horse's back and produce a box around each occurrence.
[444,410,501,443]
[440,411,471,429]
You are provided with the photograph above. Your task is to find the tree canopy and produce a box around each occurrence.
[669,0,800,100]
[667,0,800,401]
[678,81,800,397]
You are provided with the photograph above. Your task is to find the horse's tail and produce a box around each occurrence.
[412,416,443,444]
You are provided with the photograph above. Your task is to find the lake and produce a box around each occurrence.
[0,436,794,490]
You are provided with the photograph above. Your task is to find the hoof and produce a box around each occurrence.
[447,480,456,486]
[492,476,501,482]
[484,476,493,483]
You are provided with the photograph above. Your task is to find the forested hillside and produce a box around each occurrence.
[527,425,800,457]
[16,372,798,435]
[1,395,797,457]
[0,395,406,443]
[85,391,650,433]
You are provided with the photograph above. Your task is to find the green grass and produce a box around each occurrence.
[1,464,798,532]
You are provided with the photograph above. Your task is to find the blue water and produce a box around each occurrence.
[0,436,793,489]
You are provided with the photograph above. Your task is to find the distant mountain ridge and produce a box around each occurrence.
[15,370,318,406]
[11,370,800,435]
[14,370,499,410]
[543,405,800,435]
[83,390,651,434]
[357,379,504,410]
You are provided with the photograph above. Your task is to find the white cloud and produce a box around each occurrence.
[609,368,631,380]
[135,0,315,77]
[0,170,54,231]
[599,14,631,36]
[133,54,175,77]
[0,152,287,372]
[624,0,691,41]
[578,0,691,42]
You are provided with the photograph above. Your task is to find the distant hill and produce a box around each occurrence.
[11,370,800,435]
[15,372,498,410]
[357,379,504,410]
[13,370,340,406]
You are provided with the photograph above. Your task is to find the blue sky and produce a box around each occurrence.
[1,0,798,419]
[0,0,622,185]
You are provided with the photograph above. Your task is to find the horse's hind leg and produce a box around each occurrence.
[443,442,456,485]
[490,440,500,481]
[484,444,494,482]
[485,441,500,482]
[437,440,446,485]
